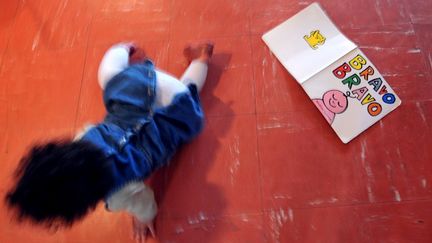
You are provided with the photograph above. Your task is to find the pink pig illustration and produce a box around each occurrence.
[312,90,348,124]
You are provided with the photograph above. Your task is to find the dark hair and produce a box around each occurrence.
[5,139,115,229]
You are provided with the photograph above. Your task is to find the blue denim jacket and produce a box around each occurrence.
[81,60,204,197]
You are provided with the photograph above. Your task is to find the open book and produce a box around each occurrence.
[262,2,401,143]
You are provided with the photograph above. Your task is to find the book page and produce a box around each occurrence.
[262,2,357,84]
[302,48,402,143]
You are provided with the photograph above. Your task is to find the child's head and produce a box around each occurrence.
[322,90,348,114]
[5,139,115,229]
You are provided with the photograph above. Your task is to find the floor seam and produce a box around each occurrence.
[72,14,95,132]
[261,197,432,211]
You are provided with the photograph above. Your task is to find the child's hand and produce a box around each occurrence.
[132,217,156,243]
[129,47,148,64]
[110,42,136,54]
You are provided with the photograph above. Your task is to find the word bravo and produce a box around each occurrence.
[332,54,396,116]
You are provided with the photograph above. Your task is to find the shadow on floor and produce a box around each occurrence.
[148,53,234,242]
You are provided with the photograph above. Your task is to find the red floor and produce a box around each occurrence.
[1,0,431,242]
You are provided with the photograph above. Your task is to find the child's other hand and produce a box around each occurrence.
[110,42,136,54]
[132,217,156,243]
[129,47,147,64]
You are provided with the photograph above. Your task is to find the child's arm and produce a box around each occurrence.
[125,182,158,224]
[98,43,134,89]
[105,181,157,237]
[73,124,95,141]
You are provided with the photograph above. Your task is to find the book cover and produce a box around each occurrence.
[262,2,401,143]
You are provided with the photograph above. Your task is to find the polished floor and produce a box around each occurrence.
[0,0,431,242]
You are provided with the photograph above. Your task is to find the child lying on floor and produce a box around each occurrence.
[5,41,214,241]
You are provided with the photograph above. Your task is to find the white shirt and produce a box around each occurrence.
[105,181,157,223]
[75,125,158,224]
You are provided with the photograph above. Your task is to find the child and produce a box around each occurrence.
[5,42,214,240]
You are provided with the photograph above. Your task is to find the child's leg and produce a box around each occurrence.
[154,70,187,108]
[180,43,213,92]
[179,60,208,92]
[98,43,133,89]
[154,43,213,108]
[154,61,209,108]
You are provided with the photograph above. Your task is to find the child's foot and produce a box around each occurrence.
[183,42,214,64]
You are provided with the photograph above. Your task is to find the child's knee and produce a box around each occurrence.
[155,71,188,107]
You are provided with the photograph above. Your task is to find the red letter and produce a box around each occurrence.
[378,85,388,95]
[333,63,351,79]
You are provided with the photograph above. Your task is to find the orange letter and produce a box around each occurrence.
[368,102,382,116]
[360,66,374,81]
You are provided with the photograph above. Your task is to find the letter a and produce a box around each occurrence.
[352,87,368,100]
[368,78,383,92]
